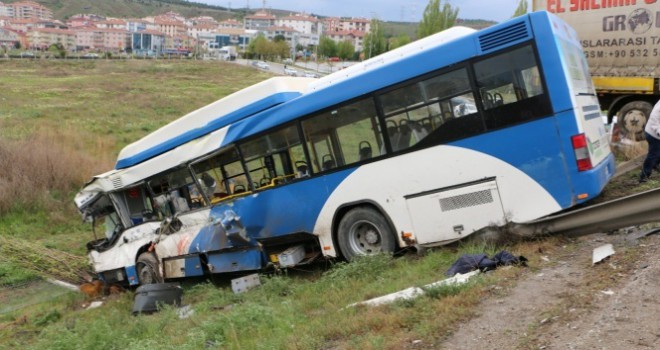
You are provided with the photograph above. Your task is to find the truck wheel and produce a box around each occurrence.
[137,252,163,285]
[337,207,396,261]
[618,101,652,141]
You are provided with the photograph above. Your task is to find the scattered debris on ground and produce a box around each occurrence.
[440,232,660,349]
[348,270,479,308]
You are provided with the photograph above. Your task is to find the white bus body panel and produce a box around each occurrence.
[89,210,211,273]
[89,222,161,272]
[314,145,561,256]
[405,179,505,245]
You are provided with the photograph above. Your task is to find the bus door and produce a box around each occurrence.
[405,178,506,245]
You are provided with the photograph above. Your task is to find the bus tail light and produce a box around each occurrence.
[571,133,592,171]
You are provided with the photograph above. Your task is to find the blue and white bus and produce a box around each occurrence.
[75,11,614,286]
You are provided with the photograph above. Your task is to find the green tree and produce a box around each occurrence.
[363,18,386,59]
[512,0,529,17]
[248,34,268,59]
[388,34,411,50]
[273,40,290,58]
[336,40,355,60]
[47,43,66,58]
[318,36,337,58]
[417,0,459,39]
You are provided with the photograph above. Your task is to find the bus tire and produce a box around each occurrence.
[137,252,163,285]
[618,101,652,141]
[337,207,395,261]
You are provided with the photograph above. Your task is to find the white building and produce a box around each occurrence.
[276,13,322,47]
[0,2,10,18]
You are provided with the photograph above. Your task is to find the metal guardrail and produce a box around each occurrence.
[511,187,660,238]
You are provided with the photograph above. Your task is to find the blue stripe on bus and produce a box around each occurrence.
[187,168,355,254]
[115,92,302,169]
[452,110,614,207]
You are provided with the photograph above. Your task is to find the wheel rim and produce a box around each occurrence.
[138,263,156,284]
[347,219,383,255]
[623,109,646,135]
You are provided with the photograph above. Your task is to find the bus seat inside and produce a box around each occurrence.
[358,141,373,161]
[296,161,310,178]
[322,154,336,171]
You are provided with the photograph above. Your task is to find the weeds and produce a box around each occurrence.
[323,254,393,282]
[0,235,92,284]
[0,130,104,216]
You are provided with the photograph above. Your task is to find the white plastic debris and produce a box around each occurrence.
[177,305,195,319]
[231,273,261,294]
[592,244,615,265]
[600,290,614,296]
[347,270,479,307]
[46,278,80,292]
[86,301,103,309]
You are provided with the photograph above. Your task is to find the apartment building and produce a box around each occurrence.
[276,13,322,47]
[0,2,9,18]
[27,27,75,50]
[324,30,366,52]
[244,11,276,30]
[0,27,22,48]
[8,1,52,20]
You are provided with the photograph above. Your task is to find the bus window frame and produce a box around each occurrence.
[188,41,553,200]
[189,145,253,204]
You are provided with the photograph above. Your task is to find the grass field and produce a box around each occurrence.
[0,58,653,349]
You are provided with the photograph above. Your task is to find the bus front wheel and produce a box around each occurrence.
[618,101,652,141]
[137,252,163,285]
[337,207,395,261]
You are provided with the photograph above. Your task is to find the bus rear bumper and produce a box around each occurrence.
[574,153,616,205]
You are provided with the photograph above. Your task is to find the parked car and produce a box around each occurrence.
[284,68,298,76]
[20,51,35,58]
[328,57,340,62]
[83,53,100,59]
[256,61,270,70]
[283,58,294,65]
[304,72,320,78]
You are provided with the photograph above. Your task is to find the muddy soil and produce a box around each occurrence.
[440,231,660,350]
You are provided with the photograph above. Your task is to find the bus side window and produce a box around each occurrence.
[241,123,306,188]
[148,167,199,216]
[191,146,248,202]
[379,67,480,151]
[115,185,155,226]
[303,97,382,169]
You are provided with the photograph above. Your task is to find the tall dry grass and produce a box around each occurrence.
[0,129,113,215]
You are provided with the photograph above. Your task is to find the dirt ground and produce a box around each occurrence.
[440,230,660,350]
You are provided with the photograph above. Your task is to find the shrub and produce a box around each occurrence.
[0,130,107,214]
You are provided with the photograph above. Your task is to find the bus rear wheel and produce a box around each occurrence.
[337,207,395,261]
[618,101,652,141]
[137,252,163,285]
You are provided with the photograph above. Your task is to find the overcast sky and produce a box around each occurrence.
[198,0,532,23]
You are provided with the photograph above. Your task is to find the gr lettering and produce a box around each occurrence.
[603,15,626,32]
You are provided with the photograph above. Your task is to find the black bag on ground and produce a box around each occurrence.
[445,250,527,276]
[445,254,497,276]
